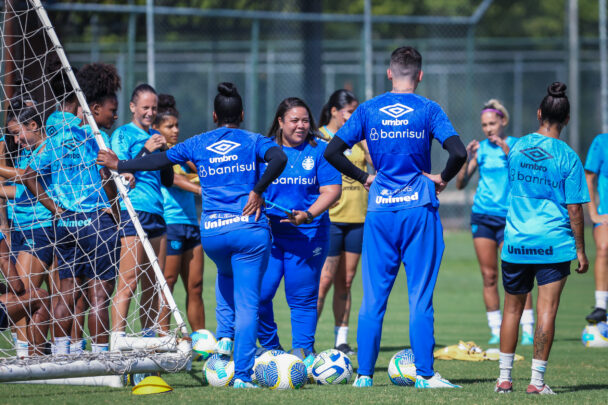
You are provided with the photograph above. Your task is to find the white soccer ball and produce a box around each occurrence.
[261,353,308,390]
[311,349,353,385]
[253,349,286,386]
[191,329,217,361]
[203,353,234,387]
[387,349,416,386]
[581,322,608,348]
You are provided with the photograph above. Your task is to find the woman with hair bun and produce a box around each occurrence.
[495,82,589,395]
[153,94,206,333]
[98,82,287,388]
[316,89,371,355]
[456,99,534,346]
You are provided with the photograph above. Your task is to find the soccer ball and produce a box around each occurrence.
[254,349,287,387]
[288,348,316,382]
[262,353,308,390]
[191,329,217,361]
[311,349,353,385]
[203,353,234,387]
[387,349,417,386]
[581,322,608,348]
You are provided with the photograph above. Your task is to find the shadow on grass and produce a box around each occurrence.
[378,345,412,353]
[558,384,608,393]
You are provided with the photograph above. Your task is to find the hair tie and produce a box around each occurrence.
[481,108,504,117]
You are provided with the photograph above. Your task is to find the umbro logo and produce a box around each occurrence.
[520,147,553,163]
[379,103,413,119]
[206,140,240,155]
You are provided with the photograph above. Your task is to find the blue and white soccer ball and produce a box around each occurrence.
[311,349,353,385]
[581,322,608,348]
[387,349,416,386]
[191,329,217,361]
[262,353,308,390]
[288,348,316,382]
[253,349,286,387]
[203,353,234,386]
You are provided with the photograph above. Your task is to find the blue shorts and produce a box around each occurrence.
[11,227,55,265]
[501,260,571,295]
[55,210,120,281]
[120,210,166,239]
[0,302,8,330]
[328,222,364,256]
[166,223,201,255]
[471,213,506,244]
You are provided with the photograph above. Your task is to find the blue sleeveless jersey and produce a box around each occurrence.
[110,122,164,216]
[585,133,608,216]
[262,140,341,239]
[336,92,459,211]
[162,164,198,226]
[501,133,589,264]
[12,146,53,230]
[166,127,278,236]
[472,136,518,217]
[30,121,110,213]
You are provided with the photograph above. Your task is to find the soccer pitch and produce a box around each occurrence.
[0,229,605,403]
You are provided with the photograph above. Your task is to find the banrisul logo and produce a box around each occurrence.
[207,140,240,155]
[379,103,413,125]
[207,140,240,163]
[521,146,553,163]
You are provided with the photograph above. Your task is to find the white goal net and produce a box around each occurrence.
[0,0,190,384]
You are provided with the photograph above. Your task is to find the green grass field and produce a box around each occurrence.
[1,230,606,404]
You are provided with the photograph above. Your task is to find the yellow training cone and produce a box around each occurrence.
[132,376,173,395]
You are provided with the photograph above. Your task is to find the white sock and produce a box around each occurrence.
[520,309,535,335]
[487,310,502,336]
[595,290,608,310]
[54,337,70,355]
[530,359,547,387]
[91,343,109,353]
[335,326,349,347]
[16,340,28,358]
[499,352,514,382]
[70,339,84,354]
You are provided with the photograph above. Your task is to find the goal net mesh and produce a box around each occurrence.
[0,0,189,381]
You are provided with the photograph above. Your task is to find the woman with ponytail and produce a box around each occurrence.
[494,82,589,395]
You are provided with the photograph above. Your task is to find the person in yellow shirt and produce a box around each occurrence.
[317,89,372,355]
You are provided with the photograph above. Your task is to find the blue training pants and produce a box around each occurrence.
[203,225,271,381]
[357,206,444,377]
[258,236,329,353]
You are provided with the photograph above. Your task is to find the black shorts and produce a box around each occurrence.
[120,210,166,239]
[10,227,55,266]
[501,260,571,295]
[0,302,8,331]
[471,213,506,244]
[55,210,120,281]
[166,223,201,255]
[328,222,364,257]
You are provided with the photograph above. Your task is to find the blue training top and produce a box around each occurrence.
[166,127,278,236]
[30,120,110,213]
[501,133,589,264]
[336,92,459,211]
[111,122,164,216]
[584,133,608,216]
[12,145,53,230]
[161,163,198,226]
[263,140,341,239]
[472,136,518,217]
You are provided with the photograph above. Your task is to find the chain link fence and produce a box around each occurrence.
[37,0,607,228]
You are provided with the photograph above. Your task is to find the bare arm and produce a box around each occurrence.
[567,203,588,274]
[455,140,479,190]
[359,140,374,169]
[173,173,201,195]
[281,184,341,225]
[585,170,608,224]
[0,165,25,181]
[0,184,16,199]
